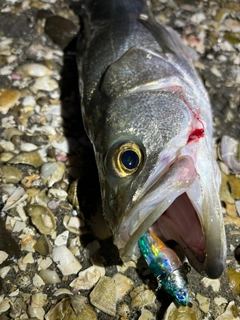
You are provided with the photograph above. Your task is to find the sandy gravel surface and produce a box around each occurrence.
[0,0,240,319]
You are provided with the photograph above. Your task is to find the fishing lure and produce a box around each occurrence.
[138,229,189,306]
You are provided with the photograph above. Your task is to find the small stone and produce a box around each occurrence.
[53,288,73,296]
[70,265,105,291]
[113,273,134,301]
[227,175,240,199]
[0,165,23,183]
[52,245,82,276]
[17,63,52,77]
[201,277,221,292]
[30,76,58,93]
[196,293,210,313]
[45,296,97,320]
[22,252,34,264]
[28,305,45,320]
[31,292,48,308]
[118,303,130,318]
[130,285,156,308]
[90,276,117,316]
[214,297,228,306]
[0,251,8,264]
[9,151,44,168]
[45,16,78,48]
[0,298,11,313]
[40,162,65,187]
[163,301,202,320]
[215,301,240,319]
[26,204,56,235]
[220,172,235,204]
[227,268,240,294]
[138,308,155,320]
[54,231,69,246]
[38,269,61,284]
[34,235,52,256]
[215,8,229,23]
[0,88,21,114]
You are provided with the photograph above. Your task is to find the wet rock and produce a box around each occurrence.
[9,151,44,168]
[130,285,156,308]
[52,245,82,276]
[0,165,23,183]
[44,16,78,48]
[163,301,202,320]
[0,88,20,114]
[26,204,56,235]
[89,276,117,316]
[227,175,240,199]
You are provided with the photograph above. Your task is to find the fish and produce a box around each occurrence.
[138,229,189,306]
[77,0,226,278]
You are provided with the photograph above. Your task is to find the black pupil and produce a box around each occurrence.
[120,150,139,170]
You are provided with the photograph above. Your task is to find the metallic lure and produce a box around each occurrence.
[138,229,189,306]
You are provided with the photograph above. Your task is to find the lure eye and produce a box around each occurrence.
[111,142,143,177]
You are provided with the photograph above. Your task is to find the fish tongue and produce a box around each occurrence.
[151,192,206,269]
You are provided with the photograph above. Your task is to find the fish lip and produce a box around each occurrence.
[114,154,226,278]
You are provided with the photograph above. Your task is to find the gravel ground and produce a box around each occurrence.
[0,0,240,319]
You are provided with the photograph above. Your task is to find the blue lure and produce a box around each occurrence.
[138,229,189,306]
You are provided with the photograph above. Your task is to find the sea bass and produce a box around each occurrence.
[77,0,226,278]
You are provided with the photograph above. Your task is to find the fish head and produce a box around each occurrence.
[88,47,226,279]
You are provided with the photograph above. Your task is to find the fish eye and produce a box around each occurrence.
[111,142,143,177]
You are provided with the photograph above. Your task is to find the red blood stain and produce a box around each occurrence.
[187,128,204,143]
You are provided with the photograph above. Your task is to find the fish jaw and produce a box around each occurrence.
[113,139,226,279]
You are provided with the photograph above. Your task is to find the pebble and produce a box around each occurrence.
[163,302,202,320]
[54,231,69,246]
[227,268,240,294]
[30,76,58,93]
[44,15,78,48]
[9,151,44,168]
[63,215,82,234]
[0,88,21,114]
[45,296,97,320]
[26,204,56,235]
[113,273,134,301]
[196,293,210,313]
[118,303,130,318]
[0,251,8,264]
[52,245,82,276]
[89,276,117,316]
[138,308,155,320]
[0,165,23,183]
[201,277,221,292]
[130,285,156,308]
[40,161,65,187]
[215,300,240,319]
[70,265,105,291]
[38,269,60,284]
[17,63,52,77]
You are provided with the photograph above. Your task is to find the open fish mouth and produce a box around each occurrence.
[114,155,226,279]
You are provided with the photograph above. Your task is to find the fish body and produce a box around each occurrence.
[77,0,226,278]
[138,230,189,306]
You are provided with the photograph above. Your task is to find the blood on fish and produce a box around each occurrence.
[187,128,204,143]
